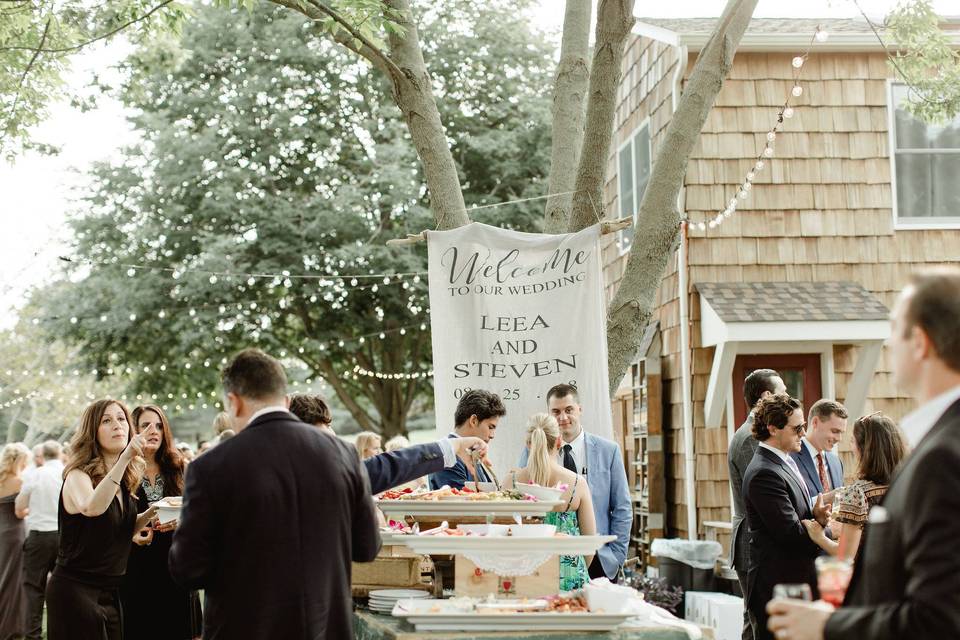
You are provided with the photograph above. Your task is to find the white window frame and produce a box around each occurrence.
[887,79,960,230]
[616,117,652,254]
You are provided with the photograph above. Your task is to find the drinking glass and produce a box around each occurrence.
[772,583,812,601]
[816,556,853,607]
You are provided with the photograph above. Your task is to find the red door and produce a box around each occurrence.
[732,354,822,427]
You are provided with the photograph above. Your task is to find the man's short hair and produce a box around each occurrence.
[454,390,506,427]
[546,383,579,404]
[41,440,62,460]
[221,348,287,400]
[753,394,802,441]
[808,399,848,424]
[744,368,782,410]
[902,267,960,373]
[289,394,332,426]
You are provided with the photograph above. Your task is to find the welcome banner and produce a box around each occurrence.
[426,222,613,475]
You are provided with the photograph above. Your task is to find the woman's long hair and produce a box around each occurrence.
[854,412,908,485]
[64,399,144,493]
[525,413,561,487]
[133,404,186,495]
[0,443,30,485]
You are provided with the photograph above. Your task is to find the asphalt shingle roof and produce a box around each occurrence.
[695,281,889,323]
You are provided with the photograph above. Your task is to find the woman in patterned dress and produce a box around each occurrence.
[507,414,597,591]
[803,412,908,563]
[120,405,201,639]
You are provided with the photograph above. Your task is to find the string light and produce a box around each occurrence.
[692,25,828,232]
[351,366,433,381]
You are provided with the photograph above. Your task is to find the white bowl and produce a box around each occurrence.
[464,481,498,493]
[154,503,181,525]
[506,524,556,537]
[515,482,565,502]
[456,524,510,537]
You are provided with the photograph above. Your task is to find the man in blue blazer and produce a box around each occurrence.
[289,393,488,494]
[429,389,505,490]
[519,384,632,579]
[788,399,847,505]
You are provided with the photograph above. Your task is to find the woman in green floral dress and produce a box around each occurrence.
[508,414,596,591]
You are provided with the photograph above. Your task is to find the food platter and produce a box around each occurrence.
[395,534,616,555]
[391,598,634,632]
[376,499,563,517]
[153,497,182,524]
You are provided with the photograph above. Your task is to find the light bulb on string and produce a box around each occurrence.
[791,85,803,97]
[764,147,774,157]
[783,107,794,118]
[792,56,805,69]
[815,28,829,42]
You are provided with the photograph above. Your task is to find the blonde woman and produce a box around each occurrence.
[507,414,596,591]
[45,399,157,640]
[355,432,382,460]
[0,443,30,639]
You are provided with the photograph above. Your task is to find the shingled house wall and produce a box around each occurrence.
[605,28,960,547]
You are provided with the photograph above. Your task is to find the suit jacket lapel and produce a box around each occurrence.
[760,448,809,515]
[585,433,602,477]
[797,444,823,494]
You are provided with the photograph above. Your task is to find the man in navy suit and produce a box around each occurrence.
[743,393,830,640]
[789,399,847,506]
[429,390,505,490]
[289,393,487,494]
[519,384,632,580]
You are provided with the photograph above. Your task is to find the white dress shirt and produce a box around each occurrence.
[900,384,960,448]
[557,428,587,474]
[245,405,291,428]
[19,459,64,532]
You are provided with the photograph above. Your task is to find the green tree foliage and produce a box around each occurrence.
[885,0,960,123]
[35,0,553,436]
[0,0,188,160]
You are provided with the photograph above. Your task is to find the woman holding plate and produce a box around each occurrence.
[120,404,202,640]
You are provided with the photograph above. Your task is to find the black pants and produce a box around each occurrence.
[46,571,122,640]
[736,568,757,640]
[22,530,58,640]
[588,555,608,580]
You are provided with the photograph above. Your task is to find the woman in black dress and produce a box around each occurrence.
[45,399,157,640]
[121,405,201,639]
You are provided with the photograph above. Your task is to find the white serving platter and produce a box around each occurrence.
[391,599,633,632]
[394,534,616,555]
[376,499,563,517]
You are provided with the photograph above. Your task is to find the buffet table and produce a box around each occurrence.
[354,610,703,640]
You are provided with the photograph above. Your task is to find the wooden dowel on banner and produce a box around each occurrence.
[384,217,632,247]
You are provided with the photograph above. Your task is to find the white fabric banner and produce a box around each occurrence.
[426,222,613,476]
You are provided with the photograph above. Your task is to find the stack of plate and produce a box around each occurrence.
[367,589,432,614]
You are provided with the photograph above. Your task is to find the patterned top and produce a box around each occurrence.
[141,475,165,503]
[542,475,588,592]
[833,479,888,528]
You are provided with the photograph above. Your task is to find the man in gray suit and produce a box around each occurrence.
[729,368,786,640]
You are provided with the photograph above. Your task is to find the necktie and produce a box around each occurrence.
[785,456,811,503]
[561,444,578,473]
[817,452,832,492]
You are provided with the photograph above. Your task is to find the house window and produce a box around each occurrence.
[888,82,960,228]
[617,122,652,252]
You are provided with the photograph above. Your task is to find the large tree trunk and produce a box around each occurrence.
[605,0,759,396]
[543,0,591,233]
[384,0,469,230]
[568,0,635,232]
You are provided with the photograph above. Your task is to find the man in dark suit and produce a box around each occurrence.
[288,393,488,494]
[789,399,846,505]
[169,349,380,639]
[743,393,829,640]
[429,389,504,490]
[768,267,960,640]
[729,368,786,640]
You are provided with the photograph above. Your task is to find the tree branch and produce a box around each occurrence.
[605,0,759,396]
[0,1,174,54]
[304,0,405,78]
[543,0,591,234]
[2,17,50,148]
[568,0,636,232]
